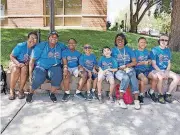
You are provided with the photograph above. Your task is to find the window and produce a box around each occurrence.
[0,0,8,26]
[44,0,82,26]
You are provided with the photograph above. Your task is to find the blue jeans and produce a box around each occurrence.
[115,69,139,94]
[31,65,62,90]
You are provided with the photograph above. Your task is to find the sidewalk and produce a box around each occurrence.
[1,92,180,135]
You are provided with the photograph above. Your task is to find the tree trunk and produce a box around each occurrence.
[169,0,180,51]
[130,22,137,33]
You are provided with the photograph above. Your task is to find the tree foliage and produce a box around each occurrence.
[130,0,161,33]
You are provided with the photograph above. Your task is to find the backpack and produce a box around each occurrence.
[0,65,8,94]
[115,84,133,104]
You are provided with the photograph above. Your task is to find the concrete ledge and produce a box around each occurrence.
[6,72,180,93]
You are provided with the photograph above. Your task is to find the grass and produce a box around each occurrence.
[1,28,180,73]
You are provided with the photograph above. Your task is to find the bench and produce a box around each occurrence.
[6,69,180,93]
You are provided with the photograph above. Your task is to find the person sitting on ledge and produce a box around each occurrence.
[9,31,38,100]
[26,31,63,103]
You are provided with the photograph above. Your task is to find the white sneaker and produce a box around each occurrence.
[118,99,127,109]
[134,100,141,110]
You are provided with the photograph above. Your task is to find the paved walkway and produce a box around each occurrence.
[1,92,180,135]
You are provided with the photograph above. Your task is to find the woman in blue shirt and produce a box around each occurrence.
[112,33,140,110]
[150,34,179,104]
[9,31,38,100]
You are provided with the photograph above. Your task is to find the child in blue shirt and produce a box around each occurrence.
[79,44,98,100]
[150,34,179,104]
[62,38,87,101]
[134,37,152,104]
[97,47,118,103]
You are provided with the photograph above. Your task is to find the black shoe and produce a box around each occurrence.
[74,92,86,100]
[138,95,144,104]
[106,91,110,97]
[148,90,157,102]
[49,92,57,103]
[26,93,33,103]
[158,94,165,104]
[90,90,97,99]
[86,92,93,101]
[62,93,70,102]
[164,94,172,103]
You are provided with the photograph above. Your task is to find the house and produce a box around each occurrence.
[1,0,107,30]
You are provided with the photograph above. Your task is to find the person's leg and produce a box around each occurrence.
[97,72,105,102]
[164,71,179,103]
[155,72,166,104]
[115,70,129,108]
[167,71,179,93]
[107,75,115,103]
[86,76,92,101]
[138,73,148,94]
[77,70,88,91]
[62,71,71,102]
[74,68,87,99]
[90,73,98,99]
[127,69,140,110]
[26,67,47,103]
[63,71,70,91]
[18,65,28,99]
[49,65,63,102]
[138,73,148,104]
[148,71,158,102]
[9,65,20,100]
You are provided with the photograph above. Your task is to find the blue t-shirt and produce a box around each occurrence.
[111,46,136,67]
[62,49,81,68]
[31,41,62,69]
[11,42,33,63]
[79,54,97,71]
[98,56,118,70]
[150,46,171,70]
[134,49,150,71]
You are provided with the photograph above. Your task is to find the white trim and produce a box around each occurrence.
[0,14,107,18]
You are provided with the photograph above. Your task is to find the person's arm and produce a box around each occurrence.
[126,58,137,68]
[10,44,25,67]
[166,60,171,71]
[152,60,161,71]
[107,68,118,72]
[29,58,35,80]
[10,54,25,67]
[62,58,68,78]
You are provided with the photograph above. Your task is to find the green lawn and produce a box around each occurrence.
[1,28,180,73]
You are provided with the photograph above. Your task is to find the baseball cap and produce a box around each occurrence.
[48,31,59,38]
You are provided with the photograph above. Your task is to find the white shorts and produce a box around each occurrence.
[98,70,114,82]
[68,67,79,77]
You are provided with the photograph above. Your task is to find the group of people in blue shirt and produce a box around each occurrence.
[9,31,180,110]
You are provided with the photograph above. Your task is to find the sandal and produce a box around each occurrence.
[18,91,25,99]
[9,91,15,100]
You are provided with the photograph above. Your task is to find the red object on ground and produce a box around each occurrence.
[115,84,133,104]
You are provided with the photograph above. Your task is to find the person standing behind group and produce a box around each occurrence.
[9,31,38,100]
[112,33,140,110]
[26,31,64,103]
[79,44,98,100]
[149,34,179,104]
[62,38,87,102]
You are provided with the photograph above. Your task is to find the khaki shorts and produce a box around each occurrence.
[98,70,114,82]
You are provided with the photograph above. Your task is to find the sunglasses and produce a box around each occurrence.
[84,46,92,49]
[160,39,169,42]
